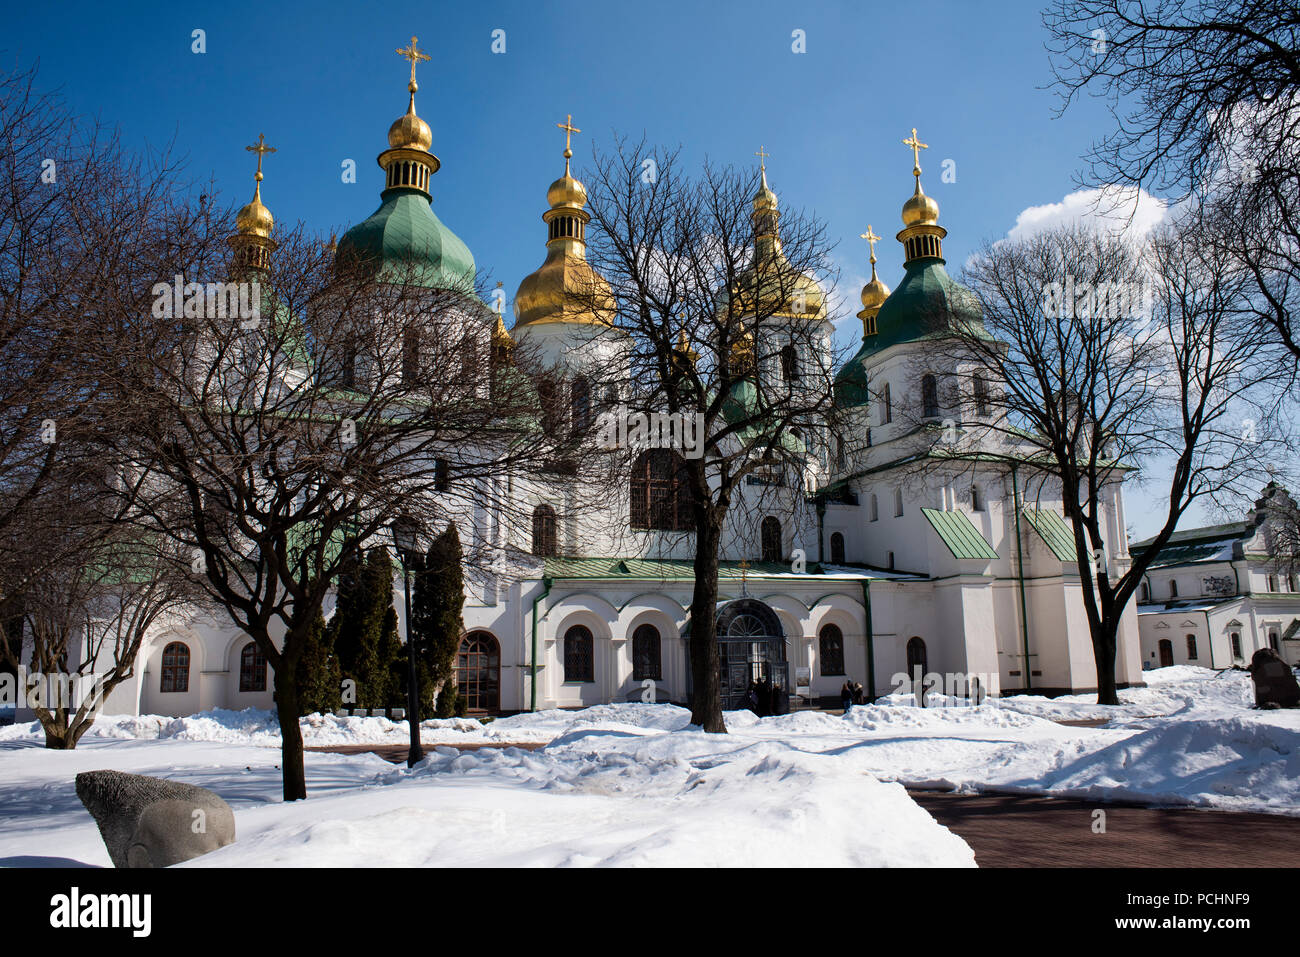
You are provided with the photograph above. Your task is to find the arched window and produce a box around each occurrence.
[532,504,558,557]
[921,374,939,418]
[830,532,846,564]
[887,551,896,570]
[239,641,267,692]
[632,623,662,681]
[870,494,879,522]
[834,435,846,470]
[630,449,694,531]
[457,631,501,713]
[160,641,190,693]
[973,375,989,417]
[883,383,892,424]
[1230,632,1243,659]
[780,345,798,382]
[1140,580,1150,602]
[571,377,591,432]
[1270,629,1281,652]
[435,458,450,491]
[819,623,845,676]
[564,625,594,683]
[761,516,782,562]
[1169,579,1178,598]
[1185,634,1198,660]
[906,637,928,678]
[402,328,420,383]
[971,484,983,512]
[1268,574,1278,592]
[894,487,904,517]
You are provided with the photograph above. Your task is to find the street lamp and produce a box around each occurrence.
[391,515,423,767]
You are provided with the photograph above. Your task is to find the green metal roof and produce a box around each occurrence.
[1022,507,1078,562]
[919,507,998,560]
[833,343,870,408]
[866,258,989,355]
[337,187,476,291]
[543,557,805,580]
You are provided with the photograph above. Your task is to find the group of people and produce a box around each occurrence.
[744,676,787,717]
[841,680,866,712]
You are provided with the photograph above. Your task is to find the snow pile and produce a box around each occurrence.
[189,735,974,868]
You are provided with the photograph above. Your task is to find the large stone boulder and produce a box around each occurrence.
[75,770,236,868]
[1247,648,1300,709]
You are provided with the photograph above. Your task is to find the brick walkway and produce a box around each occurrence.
[908,790,1300,867]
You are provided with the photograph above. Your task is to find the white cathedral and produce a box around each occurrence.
[51,46,1148,723]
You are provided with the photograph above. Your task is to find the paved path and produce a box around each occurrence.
[908,790,1300,867]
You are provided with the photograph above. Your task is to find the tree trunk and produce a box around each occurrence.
[38,709,73,750]
[689,512,726,733]
[273,662,307,801]
[1091,624,1120,706]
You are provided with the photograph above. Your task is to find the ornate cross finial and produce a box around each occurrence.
[245,133,275,183]
[860,225,882,264]
[557,114,580,173]
[396,36,430,90]
[494,280,504,316]
[902,127,928,175]
[754,146,769,171]
[557,114,580,157]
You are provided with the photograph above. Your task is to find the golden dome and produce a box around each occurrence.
[860,273,890,312]
[902,183,940,227]
[388,92,433,151]
[514,115,618,329]
[547,172,587,208]
[235,185,274,239]
[514,253,614,326]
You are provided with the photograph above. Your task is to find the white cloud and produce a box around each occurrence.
[1003,185,1170,245]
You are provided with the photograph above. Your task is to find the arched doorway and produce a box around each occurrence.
[1158,638,1174,668]
[906,637,928,679]
[456,631,501,713]
[714,598,788,710]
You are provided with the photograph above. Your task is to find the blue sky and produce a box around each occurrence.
[4,0,1214,537]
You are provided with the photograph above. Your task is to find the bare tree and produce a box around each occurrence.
[577,140,844,731]
[0,484,205,749]
[104,214,588,798]
[1045,0,1300,368]
[928,222,1277,702]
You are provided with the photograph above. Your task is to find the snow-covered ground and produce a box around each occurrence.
[1,666,1294,867]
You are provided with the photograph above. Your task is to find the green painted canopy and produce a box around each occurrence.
[867,257,986,354]
[337,186,476,291]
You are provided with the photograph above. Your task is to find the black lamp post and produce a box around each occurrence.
[391,516,423,767]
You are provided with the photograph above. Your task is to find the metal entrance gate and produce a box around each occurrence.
[690,598,789,710]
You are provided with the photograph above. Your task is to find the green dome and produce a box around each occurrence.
[337,186,475,291]
[833,345,870,408]
[869,257,985,354]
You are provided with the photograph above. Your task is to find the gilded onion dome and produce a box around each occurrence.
[514,115,617,328]
[868,127,987,355]
[856,225,891,337]
[229,134,277,273]
[335,38,476,291]
[721,151,825,320]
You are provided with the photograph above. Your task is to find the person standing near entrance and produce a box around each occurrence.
[841,680,854,713]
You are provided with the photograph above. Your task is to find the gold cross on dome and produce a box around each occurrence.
[754,146,769,172]
[396,36,430,87]
[557,114,581,156]
[245,133,275,181]
[860,225,881,264]
[903,127,928,173]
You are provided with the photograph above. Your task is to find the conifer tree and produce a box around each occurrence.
[331,547,400,711]
[295,609,341,716]
[413,523,465,718]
